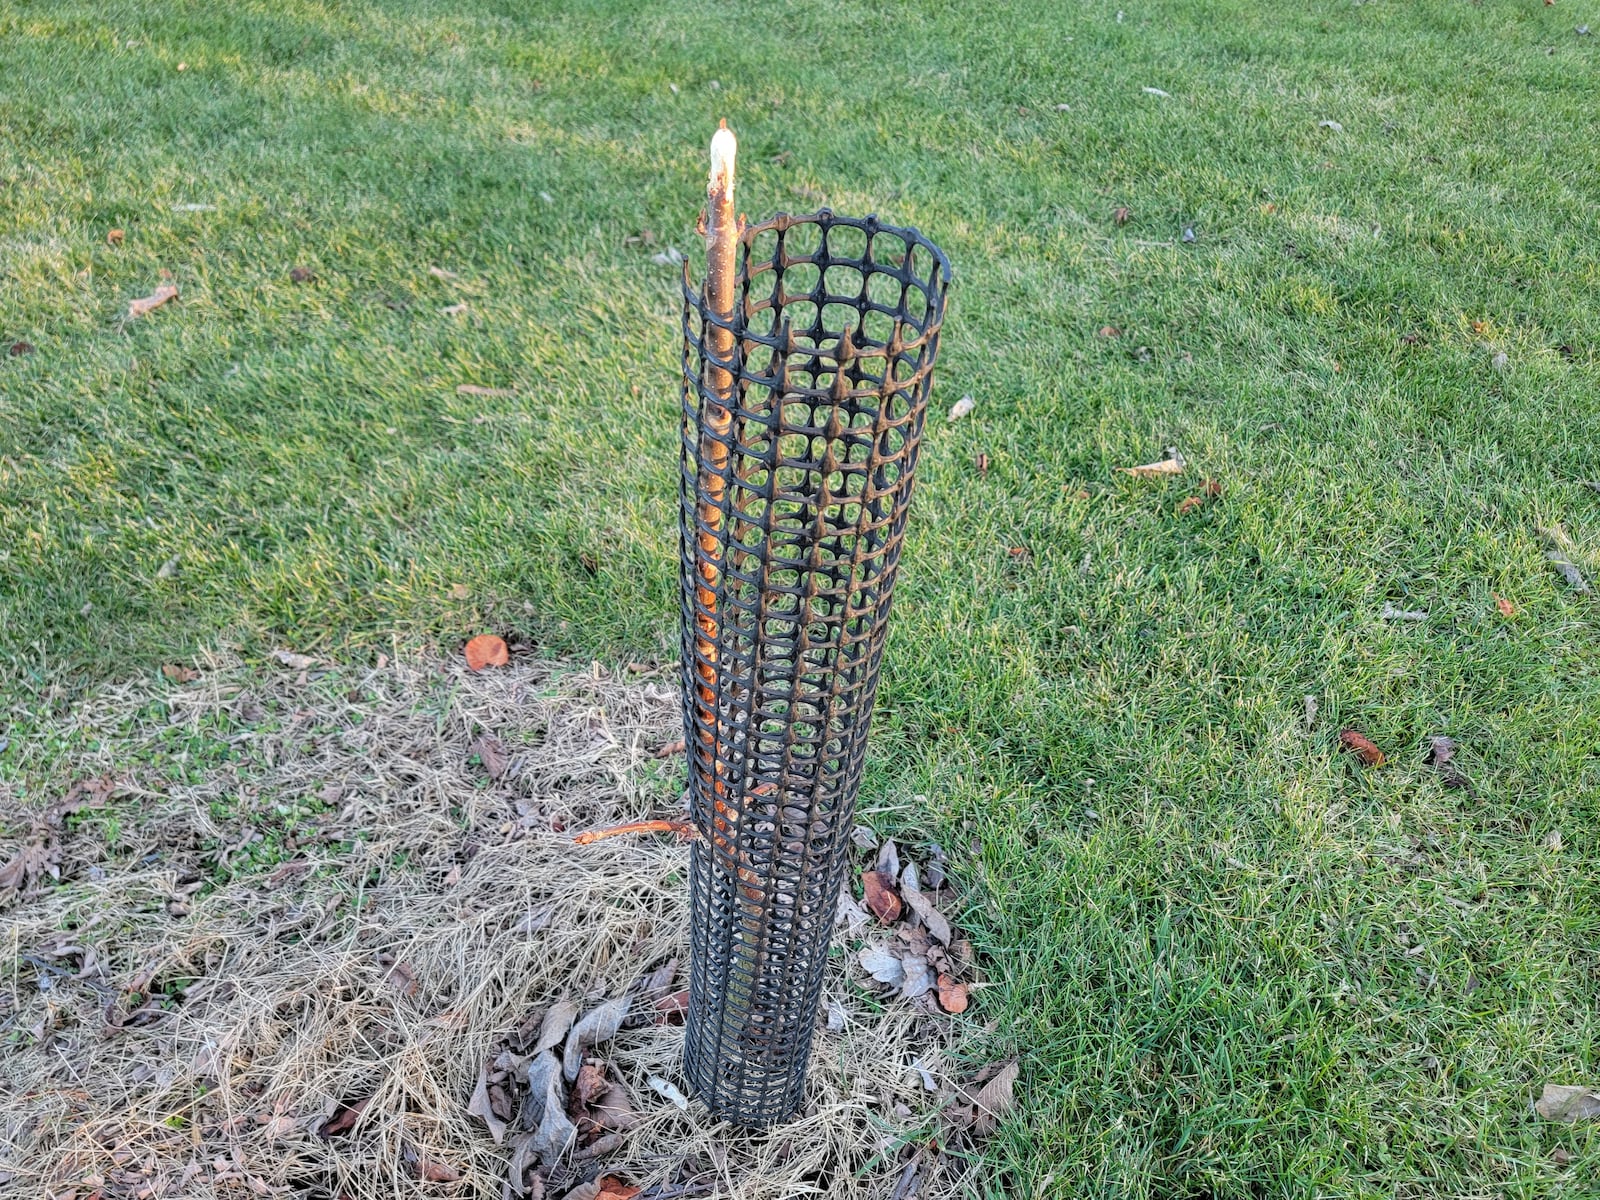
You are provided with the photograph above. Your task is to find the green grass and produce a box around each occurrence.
[4,0,1600,1194]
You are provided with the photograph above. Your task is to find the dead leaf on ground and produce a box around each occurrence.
[384,960,421,997]
[596,1177,641,1200]
[653,989,689,1024]
[876,838,900,879]
[457,384,515,397]
[289,266,315,283]
[859,944,905,988]
[648,1075,690,1110]
[531,999,580,1054]
[936,973,969,1014]
[1546,550,1590,593]
[1534,1084,1600,1122]
[467,1057,508,1143]
[428,266,460,280]
[900,878,952,945]
[128,284,179,318]
[1380,602,1428,622]
[0,838,61,900]
[900,953,936,1000]
[1112,206,1131,225]
[413,1157,461,1183]
[318,1094,374,1138]
[861,870,903,923]
[1339,729,1386,766]
[652,739,686,758]
[1425,735,1470,790]
[271,650,317,670]
[8,341,35,357]
[1176,495,1203,515]
[465,635,510,671]
[562,996,631,1081]
[161,663,200,683]
[470,734,510,780]
[947,395,975,422]
[1119,449,1185,476]
[1097,325,1121,338]
[107,228,125,246]
[442,303,470,316]
[946,1060,1020,1136]
[523,1051,578,1165]
[1425,735,1457,766]
[1495,594,1516,617]
[572,1061,609,1108]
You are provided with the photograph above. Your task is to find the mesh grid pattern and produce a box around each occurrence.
[678,209,951,1125]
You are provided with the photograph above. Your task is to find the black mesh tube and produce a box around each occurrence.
[678,209,951,1125]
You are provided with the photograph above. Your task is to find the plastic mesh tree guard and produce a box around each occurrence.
[678,209,952,1125]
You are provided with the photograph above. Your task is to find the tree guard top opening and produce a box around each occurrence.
[678,208,951,1126]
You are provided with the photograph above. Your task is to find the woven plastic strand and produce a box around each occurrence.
[678,210,951,1125]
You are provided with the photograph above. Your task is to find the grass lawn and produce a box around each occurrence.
[4,0,1600,1194]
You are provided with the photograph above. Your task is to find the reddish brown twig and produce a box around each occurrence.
[572,819,700,846]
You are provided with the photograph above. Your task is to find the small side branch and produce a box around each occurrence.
[572,819,701,846]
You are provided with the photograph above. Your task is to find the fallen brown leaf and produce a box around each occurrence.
[862,870,903,923]
[107,228,125,246]
[464,635,510,671]
[467,1057,508,1144]
[1202,478,1222,498]
[161,663,200,683]
[562,996,632,1081]
[1097,325,1121,338]
[1339,729,1385,766]
[8,341,34,357]
[414,1158,461,1183]
[936,973,969,1014]
[128,283,179,318]
[318,1094,374,1138]
[1425,735,1470,790]
[653,989,689,1024]
[1534,1083,1600,1122]
[596,1177,641,1200]
[1113,206,1131,225]
[470,734,510,780]
[900,880,951,945]
[1176,496,1203,515]
[572,1062,608,1108]
[975,451,990,473]
[947,1060,1019,1136]
[652,739,686,758]
[289,266,315,283]
[385,960,420,997]
[1119,450,1185,477]
[0,837,60,899]
[1546,550,1590,594]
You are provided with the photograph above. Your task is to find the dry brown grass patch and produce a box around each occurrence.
[0,656,980,1199]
